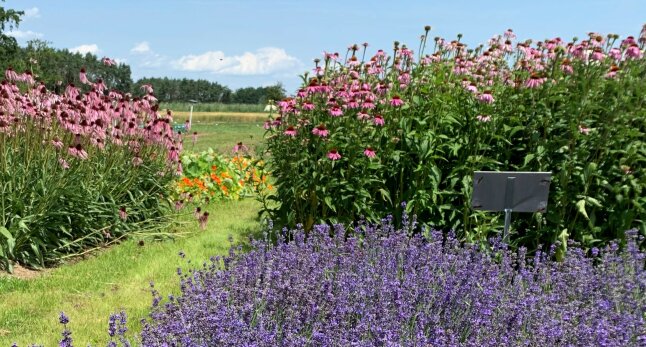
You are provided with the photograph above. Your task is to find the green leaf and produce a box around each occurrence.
[576,199,589,220]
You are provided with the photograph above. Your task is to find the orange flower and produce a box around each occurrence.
[211,165,217,172]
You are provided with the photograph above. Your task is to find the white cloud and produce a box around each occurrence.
[24,7,40,19]
[6,30,43,39]
[70,44,100,55]
[131,41,151,54]
[174,47,303,75]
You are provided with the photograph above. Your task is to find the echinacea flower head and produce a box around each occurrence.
[327,149,341,160]
[476,114,492,122]
[579,125,591,135]
[119,207,127,220]
[626,44,642,59]
[284,126,297,137]
[233,142,248,153]
[51,137,64,150]
[328,106,343,117]
[373,114,385,126]
[390,95,404,107]
[525,73,545,89]
[363,147,376,158]
[312,124,329,137]
[79,68,89,85]
[478,90,495,104]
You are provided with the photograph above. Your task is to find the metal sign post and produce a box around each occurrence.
[472,171,552,242]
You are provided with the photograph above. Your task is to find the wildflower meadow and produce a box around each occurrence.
[1,12,645,346]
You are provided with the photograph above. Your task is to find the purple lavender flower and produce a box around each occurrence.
[139,219,646,346]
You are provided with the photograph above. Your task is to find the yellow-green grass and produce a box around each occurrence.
[172,111,268,123]
[0,199,263,345]
[184,121,267,154]
[160,102,265,113]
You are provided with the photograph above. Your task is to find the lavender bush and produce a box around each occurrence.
[140,218,646,346]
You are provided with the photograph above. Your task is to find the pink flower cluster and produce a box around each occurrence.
[1,68,182,172]
[262,26,645,163]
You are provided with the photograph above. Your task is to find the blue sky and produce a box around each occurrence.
[4,0,646,92]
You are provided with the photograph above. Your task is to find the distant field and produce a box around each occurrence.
[160,102,265,113]
[171,111,268,123]
[185,121,266,154]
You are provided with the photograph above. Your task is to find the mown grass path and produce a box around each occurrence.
[0,199,262,346]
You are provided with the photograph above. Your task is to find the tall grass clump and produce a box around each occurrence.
[0,72,181,272]
[262,26,646,251]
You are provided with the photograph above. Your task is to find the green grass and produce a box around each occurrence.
[0,115,269,345]
[0,199,263,346]
[182,121,267,155]
[160,102,265,113]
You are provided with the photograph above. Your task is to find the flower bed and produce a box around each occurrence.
[0,70,180,271]
[173,149,270,204]
[263,25,646,251]
[140,218,646,346]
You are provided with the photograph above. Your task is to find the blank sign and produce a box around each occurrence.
[472,171,551,213]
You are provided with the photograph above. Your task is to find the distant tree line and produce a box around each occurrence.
[0,2,286,104]
[131,78,286,104]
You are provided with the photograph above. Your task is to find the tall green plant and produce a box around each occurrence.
[262,27,646,252]
[0,69,181,272]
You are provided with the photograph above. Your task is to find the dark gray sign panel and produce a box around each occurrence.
[472,171,551,212]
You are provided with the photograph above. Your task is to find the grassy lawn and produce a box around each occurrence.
[0,199,262,345]
[0,113,268,345]
[185,121,266,154]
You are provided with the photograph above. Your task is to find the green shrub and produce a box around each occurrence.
[262,28,646,252]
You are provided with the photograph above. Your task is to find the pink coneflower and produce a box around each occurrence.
[579,125,591,135]
[561,58,574,75]
[373,114,385,126]
[327,149,341,161]
[168,146,179,162]
[363,147,376,158]
[476,115,492,122]
[233,142,248,153]
[606,65,620,79]
[328,106,343,117]
[79,68,89,85]
[51,137,64,150]
[302,102,315,111]
[58,157,70,170]
[140,84,154,94]
[390,95,404,107]
[608,48,622,61]
[4,67,18,82]
[132,155,143,166]
[525,74,545,89]
[478,90,495,104]
[198,211,210,230]
[119,207,127,221]
[102,57,117,66]
[357,111,370,121]
[174,200,184,211]
[68,144,88,160]
[626,44,642,59]
[312,124,329,137]
[465,83,478,93]
[184,120,191,131]
[591,48,605,61]
[284,126,297,137]
[194,207,202,219]
[192,132,198,145]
